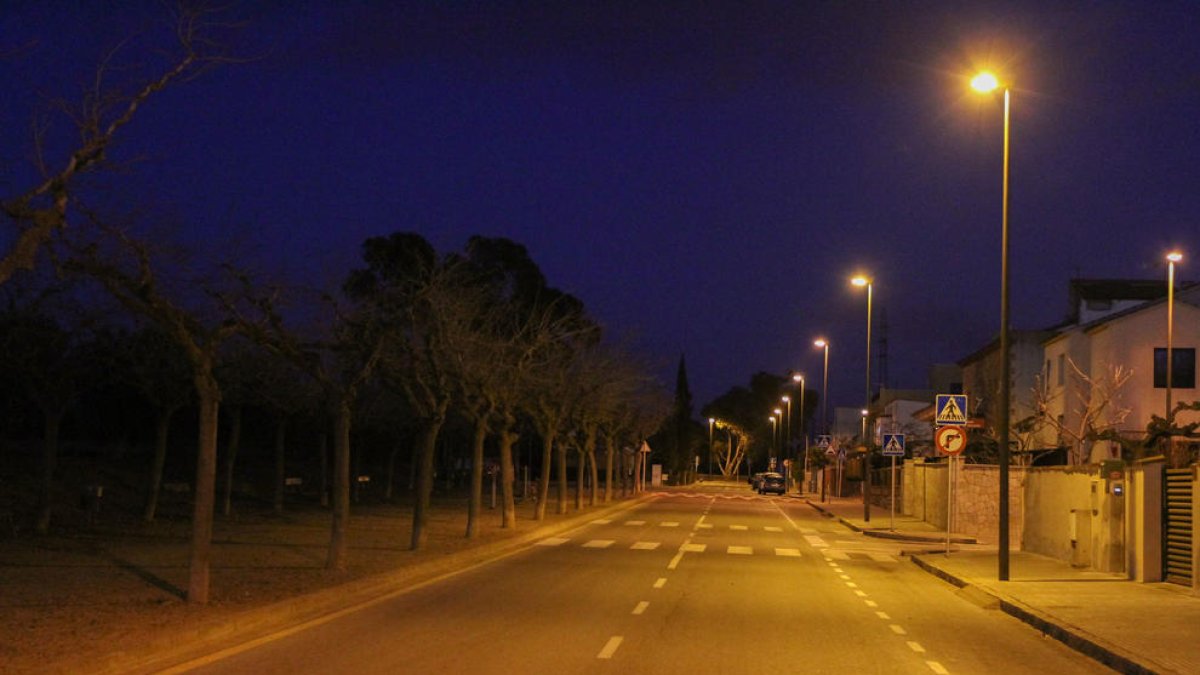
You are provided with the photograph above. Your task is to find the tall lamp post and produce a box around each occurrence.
[793,373,807,493]
[708,417,716,478]
[781,396,792,489]
[852,275,874,522]
[814,339,830,435]
[769,415,779,469]
[971,70,1012,581]
[1166,252,1183,419]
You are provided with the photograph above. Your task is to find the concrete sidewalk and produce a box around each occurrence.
[804,496,1200,675]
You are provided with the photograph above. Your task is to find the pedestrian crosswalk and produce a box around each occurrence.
[546,518,902,563]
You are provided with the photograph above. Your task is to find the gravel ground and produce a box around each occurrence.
[0,492,631,674]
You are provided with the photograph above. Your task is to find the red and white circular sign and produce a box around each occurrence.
[934,426,966,455]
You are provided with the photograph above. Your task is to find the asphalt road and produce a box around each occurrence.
[173,485,1111,674]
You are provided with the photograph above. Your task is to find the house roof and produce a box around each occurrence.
[1078,282,1200,334]
[956,329,1057,367]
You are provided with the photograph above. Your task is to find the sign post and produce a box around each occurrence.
[935,424,967,554]
[881,433,905,531]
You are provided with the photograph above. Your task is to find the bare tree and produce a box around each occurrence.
[68,226,240,604]
[1032,359,1133,465]
[1,3,240,285]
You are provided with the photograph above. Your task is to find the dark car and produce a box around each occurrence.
[759,472,785,495]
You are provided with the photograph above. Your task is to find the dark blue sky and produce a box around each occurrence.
[3,1,1198,411]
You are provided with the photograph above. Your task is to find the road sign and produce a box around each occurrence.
[935,394,969,426]
[881,433,905,457]
[935,425,966,455]
[817,435,832,449]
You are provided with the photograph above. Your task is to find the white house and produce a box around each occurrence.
[1037,282,1200,462]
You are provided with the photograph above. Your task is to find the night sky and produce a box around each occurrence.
[3,1,1198,411]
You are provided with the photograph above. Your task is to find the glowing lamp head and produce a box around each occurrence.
[1167,251,1183,263]
[709,417,715,424]
[781,396,790,403]
[971,71,1000,93]
[850,275,870,287]
[773,408,782,416]
[814,339,827,348]
[861,409,869,416]
[792,373,803,382]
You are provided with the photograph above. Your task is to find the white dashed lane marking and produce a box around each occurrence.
[583,540,614,548]
[907,642,926,653]
[596,637,623,659]
[727,546,753,555]
[764,526,783,532]
[660,522,679,527]
[632,601,649,615]
[537,538,569,546]
[805,535,829,548]
[926,661,949,674]
[590,519,612,525]
[729,525,748,531]
[653,578,667,589]
[630,542,660,550]
[775,548,802,557]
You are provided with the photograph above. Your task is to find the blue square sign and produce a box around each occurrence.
[935,394,969,426]
[881,433,905,457]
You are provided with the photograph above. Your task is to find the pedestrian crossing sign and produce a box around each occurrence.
[881,433,905,457]
[935,394,969,426]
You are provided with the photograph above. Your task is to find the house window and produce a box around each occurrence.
[1154,347,1196,389]
[1056,354,1065,386]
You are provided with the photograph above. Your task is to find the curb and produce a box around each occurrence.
[105,494,655,675]
[909,555,1165,675]
[803,500,977,544]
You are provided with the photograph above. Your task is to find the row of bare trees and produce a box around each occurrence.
[2,5,668,604]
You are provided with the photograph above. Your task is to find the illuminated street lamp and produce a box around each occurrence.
[700,413,710,475]
[793,373,807,493]
[1166,252,1183,419]
[769,415,779,467]
[813,339,830,435]
[782,395,792,490]
[972,69,1012,581]
[851,275,874,522]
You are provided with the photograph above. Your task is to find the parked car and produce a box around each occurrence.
[759,472,785,495]
[749,472,765,490]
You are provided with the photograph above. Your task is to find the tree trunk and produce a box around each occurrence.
[35,408,64,535]
[273,416,287,515]
[186,379,220,604]
[221,406,242,518]
[497,420,518,529]
[326,399,352,571]
[574,448,584,511]
[411,412,446,551]
[535,433,554,521]
[556,441,569,515]
[144,406,177,523]
[466,414,488,538]
[318,429,329,508]
[603,433,615,504]
[584,425,599,507]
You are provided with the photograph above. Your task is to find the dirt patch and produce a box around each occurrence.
[0,494,638,674]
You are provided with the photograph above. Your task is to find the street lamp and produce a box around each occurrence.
[972,69,1012,581]
[793,373,807,493]
[813,339,830,435]
[769,415,779,468]
[782,395,792,490]
[1166,252,1183,420]
[708,417,716,478]
[851,275,874,522]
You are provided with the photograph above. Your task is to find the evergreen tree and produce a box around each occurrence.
[672,355,695,482]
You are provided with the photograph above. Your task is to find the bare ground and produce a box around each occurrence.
[0,491,637,674]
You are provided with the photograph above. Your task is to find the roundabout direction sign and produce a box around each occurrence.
[935,425,966,455]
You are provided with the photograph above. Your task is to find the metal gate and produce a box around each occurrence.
[1164,467,1194,586]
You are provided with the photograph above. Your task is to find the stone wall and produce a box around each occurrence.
[902,458,1025,546]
